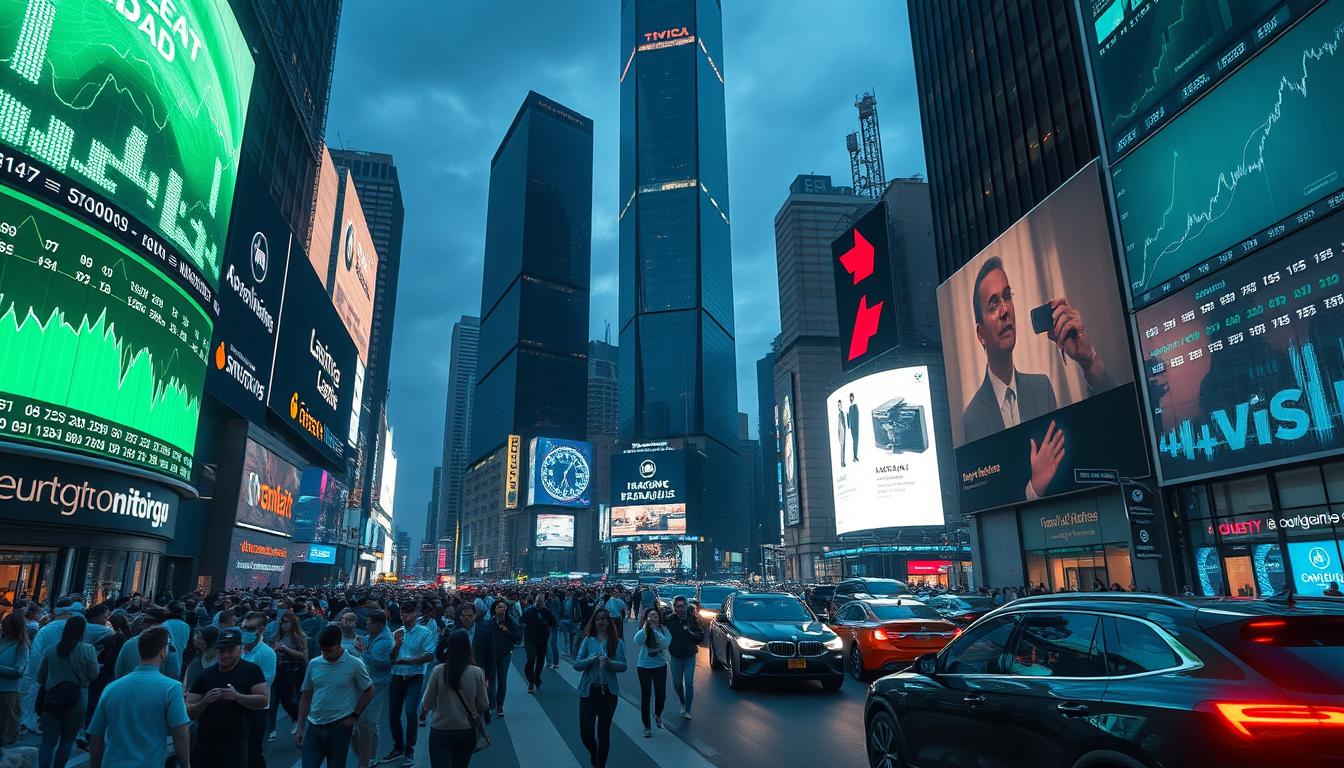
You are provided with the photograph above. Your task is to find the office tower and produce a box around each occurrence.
[587,339,619,437]
[754,341,781,575]
[426,466,443,549]
[463,92,593,576]
[619,0,749,566]
[395,530,411,576]
[440,316,480,559]
[907,0,1098,280]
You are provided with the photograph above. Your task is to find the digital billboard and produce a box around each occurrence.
[0,0,253,484]
[1114,1,1344,308]
[1288,539,1344,596]
[528,437,593,508]
[333,173,377,363]
[307,149,339,286]
[610,441,687,538]
[780,377,801,527]
[827,366,944,534]
[634,543,692,574]
[267,255,357,466]
[615,545,632,573]
[504,434,521,509]
[1137,208,1344,482]
[0,451,177,539]
[224,526,291,590]
[234,438,298,537]
[294,467,347,545]
[535,513,575,548]
[377,428,397,517]
[936,161,1147,512]
[306,543,337,565]
[206,161,292,423]
[832,202,899,371]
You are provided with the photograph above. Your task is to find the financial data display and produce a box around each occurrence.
[1086,0,1320,159]
[1115,1,1344,308]
[1137,207,1344,482]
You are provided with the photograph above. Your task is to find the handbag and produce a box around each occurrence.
[448,668,491,753]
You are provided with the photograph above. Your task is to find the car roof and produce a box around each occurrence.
[732,591,801,599]
[986,593,1344,627]
[857,597,934,606]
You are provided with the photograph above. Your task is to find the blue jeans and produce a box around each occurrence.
[547,629,559,666]
[301,721,353,768]
[669,655,695,712]
[38,705,83,768]
[489,652,511,711]
[388,674,423,753]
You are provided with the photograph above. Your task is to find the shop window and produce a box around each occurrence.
[1276,466,1327,508]
[84,549,128,605]
[1178,484,1213,521]
[1026,552,1047,592]
[1103,545,1134,591]
[1211,475,1273,515]
[1280,507,1340,541]
[1009,612,1104,677]
[1322,461,1344,503]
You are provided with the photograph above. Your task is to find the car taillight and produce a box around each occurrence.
[956,613,977,623]
[872,628,889,641]
[1212,702,1344,738]
[952,627,962,638]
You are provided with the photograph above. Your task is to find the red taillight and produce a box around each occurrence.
[953,627,962,638]
[871,628,889,641]
[1242,618,1290,644]
[1212,702,1344,738]
[956,613,977,622]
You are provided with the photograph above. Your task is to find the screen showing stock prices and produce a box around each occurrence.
[0,1,253,482]
[1137,207,1344,483]
[1113,0,1344,308]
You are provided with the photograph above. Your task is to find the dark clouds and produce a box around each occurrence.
[325,1,925,552]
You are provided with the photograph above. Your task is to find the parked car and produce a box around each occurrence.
[828,598,959,680]
[863,593,1344,768]
[832,578,910,608]
[694,583,738,623]
[707,591,845,691]
[803,584,837,619]
[654,583,698,611]
[925,594,997,627]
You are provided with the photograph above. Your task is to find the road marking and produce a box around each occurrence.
[503,662,583,767]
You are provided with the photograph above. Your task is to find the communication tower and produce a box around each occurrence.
[847,90,887,198]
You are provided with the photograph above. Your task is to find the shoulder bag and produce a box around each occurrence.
[446,666,491,753]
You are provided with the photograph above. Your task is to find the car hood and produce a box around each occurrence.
[734,620,835,640]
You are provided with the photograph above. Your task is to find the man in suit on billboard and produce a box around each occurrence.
[847,393,861,463]
[961,256,1112,498]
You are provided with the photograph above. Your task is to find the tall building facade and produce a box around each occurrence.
[907,0,1098,280]
[426,466,443,552]
[440,316,480,562]
[619,0,749,566]
[587,340,619,437]
[753,342,781,576]
[463,92,593,577]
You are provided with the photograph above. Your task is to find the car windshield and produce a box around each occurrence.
[871,604,944,621]
[733,597,813,622]
[858,580,905,597]
[659,585,697,599]
[699,586,735,604]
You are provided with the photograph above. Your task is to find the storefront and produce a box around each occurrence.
[1172,462,1344,597]
[818,545,973,587]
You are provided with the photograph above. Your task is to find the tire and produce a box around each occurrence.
[709,636,724,670]
[867,709,903,767]
[849,643,866,681]
[727,650,746,690]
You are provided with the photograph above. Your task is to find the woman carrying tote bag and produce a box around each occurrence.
[419,629,490,768]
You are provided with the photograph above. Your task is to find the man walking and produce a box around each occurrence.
[353,613,392,768]
[381,601,435,766]
[87,627,190,768]
[296,626,373,768]
[241,613,277,763]
[603,589,627,641]
[187,628,269,768]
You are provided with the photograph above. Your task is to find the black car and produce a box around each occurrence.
[833,577,909,608]
[707,591,845,691]
[803,584,837,618]
[924,594,997,627]
[694,583,737,623]
[863,593,1344,768]
[654,583,698,612]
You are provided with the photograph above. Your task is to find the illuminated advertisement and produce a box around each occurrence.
[0,451,177,539]
[827,366,944,534]
[234,438,298,537]
[377,428,396,517]
[615,545,632,573]
[528,437,592,508]
[307,149,339,286]
[224,526,291,590]
[634,543,692,574]
[832,202,899,371]
[267,255,357,466]
[936,161,1146,512]
[504,435,521,509]
[472,557,490,571]
[1138,207,1344,481]
[535,513,575,548]
[294,468,347,545]
[1287,539,1344,596]
[306,543,336,565]
[610,441,687,538]
[0,0,253,483]
[206,161,291,424]
[333,173,377,363]
[780,376,801,527]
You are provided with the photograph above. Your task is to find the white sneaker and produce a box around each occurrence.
[682,711,692,720]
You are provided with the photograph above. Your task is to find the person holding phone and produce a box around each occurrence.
[573,609,626,768]
[186,628,268,768]
[633,608,671,737]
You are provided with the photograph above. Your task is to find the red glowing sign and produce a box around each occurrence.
[907,560,954,575]
[832,202,898,371]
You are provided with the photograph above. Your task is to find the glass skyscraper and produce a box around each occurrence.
[619,0,747,563]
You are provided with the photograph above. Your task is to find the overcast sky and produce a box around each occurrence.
[325,1,927,552]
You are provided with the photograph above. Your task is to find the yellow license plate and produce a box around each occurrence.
[787,658,807,670]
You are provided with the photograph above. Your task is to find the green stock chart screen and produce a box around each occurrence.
[0,0,253,482]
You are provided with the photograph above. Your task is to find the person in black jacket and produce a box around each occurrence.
[520,594,557,693]
[664,596,704,719]
[484,600,519,716]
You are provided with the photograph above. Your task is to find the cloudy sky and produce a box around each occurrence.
[325,1,927,551]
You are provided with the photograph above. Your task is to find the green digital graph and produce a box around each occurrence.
[0,0,254,288]
[0,182,209,481]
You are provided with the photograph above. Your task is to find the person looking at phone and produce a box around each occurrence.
[186,628,268,768]
[962,256,1111,498]
[573,609,626,768]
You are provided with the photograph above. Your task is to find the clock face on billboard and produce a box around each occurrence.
[540,445,591,503]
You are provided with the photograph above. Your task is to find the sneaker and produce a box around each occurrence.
[682,711,692,720]
[655,716,663,729]
[402,754,415,768]
[379,749,403,765]
[496,708,505,717]
[643,728,652,738]
[527,685,535,694]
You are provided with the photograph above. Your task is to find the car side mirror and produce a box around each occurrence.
[914,653,938,676]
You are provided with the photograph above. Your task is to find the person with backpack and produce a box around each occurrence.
[418,630,488,768]
[36,614,98,768]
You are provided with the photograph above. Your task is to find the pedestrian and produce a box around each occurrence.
[21,595,82,734]
[664,596,702,719]
[451,605,494,725]
[633,608,670,738]
[544,591,563,669]
[1325,581,1343,597]
[383,600,436,767]
[184,626,222,691]
[271,610,308,731]
[352,611,392,768]
[186,628,269,768]
[113,608,182,679]
[87,626,191,768]
[601,589,626,641]
[0,610,30,747]
[484,599,519,717]
[295,626,374,768]
[241,613,278,760]
[631,587,643,623]
[36,614,98,768]
[336,610,363,656]
[418,630,488,768]
[574,608,625,768]
[521,593,556,694]
[558,591,578,660]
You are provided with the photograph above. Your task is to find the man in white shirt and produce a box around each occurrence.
[242,612,278,760]
[381,601,435,767]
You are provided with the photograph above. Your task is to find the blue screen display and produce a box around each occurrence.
[527,437,593,508]
[307,544,337,565]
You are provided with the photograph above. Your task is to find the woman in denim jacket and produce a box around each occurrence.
[572,608,626,768]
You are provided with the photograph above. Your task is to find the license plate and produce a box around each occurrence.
[787,658,807,670]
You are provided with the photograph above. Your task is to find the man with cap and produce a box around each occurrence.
[187,628,268,768]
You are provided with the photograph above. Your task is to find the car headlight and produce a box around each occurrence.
[824,635,844,650]
[698,608,718,621]
[735,637,766,650]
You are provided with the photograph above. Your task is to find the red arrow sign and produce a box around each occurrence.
[839,229,875,284]
[848,295,885,361]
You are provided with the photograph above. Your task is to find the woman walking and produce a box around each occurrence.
[521,593,556,693]
[35,614,98,768]
[0,611,30,747]
[632,608,671,737]
[573,608,626,768]
[485,599,519,716]
[419,630,488,768]
[664,596,703,718]
[270,610,308,729]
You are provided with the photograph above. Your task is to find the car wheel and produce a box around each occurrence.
[867,709,902,768]
[727,650,746,690]
[709,638,723,670]
[849,643,866,681]
[822,675,843,691]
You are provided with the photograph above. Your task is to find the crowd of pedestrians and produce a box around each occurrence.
[0,580,698,768]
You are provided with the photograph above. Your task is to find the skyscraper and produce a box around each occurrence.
[440,316,479,559]
[753,341,780,574]
[587,339,619,438]
[426,466,443,549]
[619,0,748,565]
[907,0,1099,280]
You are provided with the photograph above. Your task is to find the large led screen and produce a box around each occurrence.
[333,175,377,363]
[234,438,298,537]
[225,526,292,591]
[827,366,944,534]
[780,378,801,527]
[936,161,1146,512]
[527,437,593,508]
[610,441,687,538]
[1287,539,1344,596]
[535,513,575,549]
[1115,0,1344,308]
[1137,207,1344,482]
[294,468,347,544]
[0,0,253,483]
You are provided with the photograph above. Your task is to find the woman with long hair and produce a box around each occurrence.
[573,608,626,768]
[0,611,30,747]
[485,598,519,716]
[419,629,488,768]
[36,614,97,768]
[270,609,308,727]
[633,607,671,737]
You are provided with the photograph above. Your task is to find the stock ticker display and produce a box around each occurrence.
[0,1,252,482]
[1137,207,1344,483]
[1113,0,1344,308]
